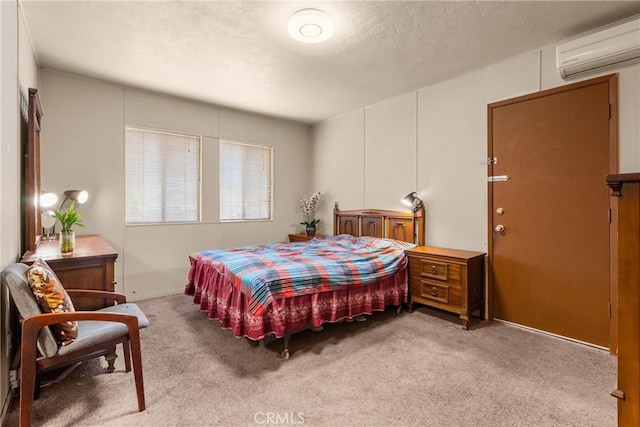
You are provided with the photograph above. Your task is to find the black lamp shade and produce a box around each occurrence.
[401,192,423,212]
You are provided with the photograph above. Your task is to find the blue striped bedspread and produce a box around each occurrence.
[191,234,416,316]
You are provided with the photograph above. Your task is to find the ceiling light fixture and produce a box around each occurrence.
[288,9,334,44]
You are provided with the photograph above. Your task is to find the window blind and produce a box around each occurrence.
[220,140,273,221]
[126,127,200,224]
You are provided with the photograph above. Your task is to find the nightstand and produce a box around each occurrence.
[288,233,326,243]
[406,246,485,329]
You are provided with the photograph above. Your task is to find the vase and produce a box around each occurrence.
[305,224,316,236]
[60,230,75,255]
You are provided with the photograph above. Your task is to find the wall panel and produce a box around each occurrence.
[40,71,125,291]
[417,72,487,251]
[0,1,19,421]
[311,110,365,235]
[364,92,416,210]
[124,88,219,137]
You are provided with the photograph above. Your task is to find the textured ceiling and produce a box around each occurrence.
[20,1,640,124]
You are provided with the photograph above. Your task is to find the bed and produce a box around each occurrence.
[185,202,425,358]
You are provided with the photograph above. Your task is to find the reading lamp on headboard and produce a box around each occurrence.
[58,189,89,212]
[401,192,423,213]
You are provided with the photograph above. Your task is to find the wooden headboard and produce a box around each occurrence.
[333,202,425,245]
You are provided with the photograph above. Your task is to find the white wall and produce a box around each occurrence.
[1,1,40,421]
[311,110,365,231]
[311,45,640,253]
[312,93,418,227]
[364,92,417,210]
[18,4,37,97]
[40,71,311,301]
[40,72,126,286]
[0,2,17,421]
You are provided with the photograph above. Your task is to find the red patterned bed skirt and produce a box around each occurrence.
[185,257,409,341]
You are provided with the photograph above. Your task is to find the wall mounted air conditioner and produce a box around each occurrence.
[556,16,640,80]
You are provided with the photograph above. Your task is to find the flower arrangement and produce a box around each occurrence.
[300,191,322,227]
[53,202,85,254]
[53,202,85,232]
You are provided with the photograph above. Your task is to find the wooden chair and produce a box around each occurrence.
[1,263,148,427]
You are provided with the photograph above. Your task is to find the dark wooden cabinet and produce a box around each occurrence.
[21,234,118,310]
[407,246,485,329]
[607,173,640,426]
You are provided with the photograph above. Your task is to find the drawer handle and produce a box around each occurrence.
[431,287,438,296]
[431,266,438,274]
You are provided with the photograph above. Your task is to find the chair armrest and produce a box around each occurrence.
[22,311,140,337]
[65,289,127,304]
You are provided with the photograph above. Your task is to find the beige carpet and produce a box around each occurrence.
[6,294,616,427]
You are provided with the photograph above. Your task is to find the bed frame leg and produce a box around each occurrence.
[281,334,291,359]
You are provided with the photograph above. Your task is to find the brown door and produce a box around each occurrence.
[488,75,617,348]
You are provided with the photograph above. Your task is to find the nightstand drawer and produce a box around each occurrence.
[418,280,449,304]
[412,279,462,308]
[418,259,449,281]
[411,258,462,285]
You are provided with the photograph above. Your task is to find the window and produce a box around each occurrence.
[220,140,273,221]
[126,127,200,224]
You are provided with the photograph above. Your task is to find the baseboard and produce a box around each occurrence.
[128,290,184,302]
[494,318,610,351]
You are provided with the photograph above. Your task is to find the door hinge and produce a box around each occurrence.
[608,208,612,224]
[608,104,612,119]
[609,302,612,319]
[488,175,509,182]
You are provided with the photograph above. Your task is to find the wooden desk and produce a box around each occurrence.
[21,234,118,310]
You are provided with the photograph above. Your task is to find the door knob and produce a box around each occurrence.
[495,224,505,232]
